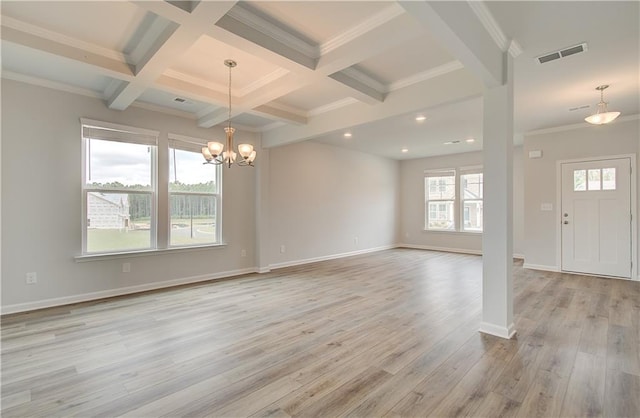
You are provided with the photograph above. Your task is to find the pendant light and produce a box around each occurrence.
[585,84,621,125]
[202,59,256,167]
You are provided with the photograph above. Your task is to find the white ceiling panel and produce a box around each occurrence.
[272,78,351,112]
[137,88,213,115]
[1,1,148,53]
[232,113,277,128]
[244,1,393,45]
[315,98,483,160]
[356,35,455,86]
[166,35,286,95]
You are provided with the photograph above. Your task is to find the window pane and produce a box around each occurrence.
[588,169,601,190]
[427,175,455,200]
[463,200,483,232]
[573,170,586,191]
[87,139,152,188]
[169,148,217,192]
[602,168,616,190]
[462,173,483,199]
[86,192,151,252]
[427,201,455,230]
[170,195,217,246]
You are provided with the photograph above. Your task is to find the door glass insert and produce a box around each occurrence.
[574,170,586,191]
[588,169,601,190]
[602,168,616,190]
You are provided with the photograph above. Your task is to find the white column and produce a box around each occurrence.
[480,52,515,339]
[255,143,271,273]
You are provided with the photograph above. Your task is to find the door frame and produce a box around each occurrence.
[555,154,637,280]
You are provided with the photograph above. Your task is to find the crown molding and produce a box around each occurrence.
[2,70,104,99]
[308,97,359,117]
[319,3,405,56]
[162,69,226,95]
[525,114,640,137]
[388,61,464,93]
[227,5,319,59]
[467,1,522,58]
[1,16,132,64]
[259,101,307,118]
[261,121,286,132]
[236,68,290,97]
[340,67,386,94]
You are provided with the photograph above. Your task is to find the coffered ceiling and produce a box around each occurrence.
[1,1,638,160]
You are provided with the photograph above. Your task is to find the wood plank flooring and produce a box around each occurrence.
[2,249,639,417]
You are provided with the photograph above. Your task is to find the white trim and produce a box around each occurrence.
[308,98,359,117]
[479,321,516,339]
[1,268,257,315]
[227,5,318,59]
[513,253,525,260]
[526,114,640,137]
[319,3,405,55]
[399,243,482,256]
[236,68,290,98]
[269,245,395,270]
[523,263,560,272]
[388,61,464,92]
[1,71,105,99]
[80,118,160,138]
[467,1,522,58]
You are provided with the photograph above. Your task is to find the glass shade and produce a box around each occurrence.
[202,146,213,161]
[207,141,224,157]
[247,150,257,163]
[238,143,254,158]
[223,150,237,163]
[585,111,621,125]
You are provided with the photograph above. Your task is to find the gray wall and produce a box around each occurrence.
[399,147,524,256]
[267,140,399,267]
[523,118,640,271]
[1,79,400,311]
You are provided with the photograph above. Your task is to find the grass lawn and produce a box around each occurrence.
[87,219,217,252]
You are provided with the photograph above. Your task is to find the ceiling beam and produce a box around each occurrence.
[107,1,237,110]
[399,1,504,88]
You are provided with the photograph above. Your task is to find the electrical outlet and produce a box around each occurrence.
[354,236,359,245]
[122,263,131,273]
[241,249,247,257]
[280,245,286,253]
[405,232,409,238]
[26,272,37,285]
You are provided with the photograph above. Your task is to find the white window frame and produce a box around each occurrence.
[168,133,222,247]
[460,168,483,233]
[424,166,483,233]
[81,118,159,255]
[424,169,456,231]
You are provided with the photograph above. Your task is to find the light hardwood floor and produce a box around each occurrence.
[2,249,639,417]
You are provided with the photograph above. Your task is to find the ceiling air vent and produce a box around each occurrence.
[174,97,187,103]
[536,43,588,64]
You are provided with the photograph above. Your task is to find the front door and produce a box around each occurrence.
[561,158,631,278]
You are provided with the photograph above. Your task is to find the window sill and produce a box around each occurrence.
[75,243,228,262]
[422,230,482,235]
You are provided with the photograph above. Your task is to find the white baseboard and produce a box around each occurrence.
[398,243,482,256]
[1,267,257,315]
[269,245,395,270]
[522,263,560,272]
[479,321,516,339]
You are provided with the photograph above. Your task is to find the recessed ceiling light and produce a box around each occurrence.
[466,138,475,143]
[343,132,352,138]
[401,148,408,153]
[415,115,426,122]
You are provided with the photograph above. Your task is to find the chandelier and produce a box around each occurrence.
[202,59,256,167]
[584,84,621,125]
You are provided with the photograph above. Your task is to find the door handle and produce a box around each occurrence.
[563,220,569,225]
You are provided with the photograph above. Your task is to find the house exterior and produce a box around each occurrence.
[87,193,130,230]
